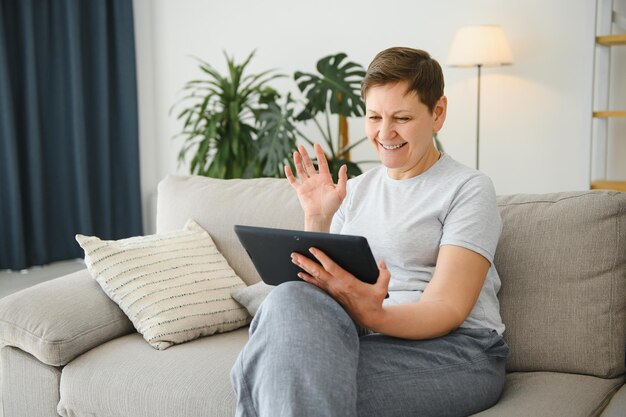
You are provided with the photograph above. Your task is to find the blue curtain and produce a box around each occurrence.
[0,0,142,270]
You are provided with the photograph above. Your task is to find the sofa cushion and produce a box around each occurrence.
[57,330,625,417]
[231,281,274,316]
[0,269,134,366]
[57,329,248,417]
[156,176,303,285]
[495,191,626,378]
[600,383,626,417]
[76,220,250,350]
[472,372,624,417]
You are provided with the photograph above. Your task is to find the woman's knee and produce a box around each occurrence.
[252,281,355,335]
[260,281,336,316]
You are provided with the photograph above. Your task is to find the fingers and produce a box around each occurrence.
[291,253,326,290]
[377,260,391,291]
[285,165,298,187]
[308,247,342,276]
[299,249,389,293]
[288,144,342,184]
[297,271,318,286]
[337,164,348,198]
[298,144,317,176]
[291,252,390,311]
[293,151,308,180]
[290,145,318,181]
[314,143,331,177]
[291,252,325,279]
[308,249,390,296]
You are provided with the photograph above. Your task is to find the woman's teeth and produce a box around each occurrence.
[381,142,406,150]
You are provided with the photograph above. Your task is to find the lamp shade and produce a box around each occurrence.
[447,25,514,67]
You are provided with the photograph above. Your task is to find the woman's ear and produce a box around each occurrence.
[433,96,448,132]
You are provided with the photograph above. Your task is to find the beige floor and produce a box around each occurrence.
[0,259,86,299]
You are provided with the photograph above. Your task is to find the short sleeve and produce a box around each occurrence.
[330,179,354,234]
[330,204,345,234]
[440,175,502,263]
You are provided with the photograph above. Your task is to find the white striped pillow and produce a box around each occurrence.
[75,219,250,350]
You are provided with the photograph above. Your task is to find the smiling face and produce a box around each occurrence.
[365,81,447,180]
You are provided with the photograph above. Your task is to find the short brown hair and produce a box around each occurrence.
[361,47,444,113]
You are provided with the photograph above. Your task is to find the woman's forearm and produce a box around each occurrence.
[367,300,467,340]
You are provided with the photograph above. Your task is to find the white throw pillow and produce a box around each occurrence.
[231,281,275,316]
[76,219,250,350]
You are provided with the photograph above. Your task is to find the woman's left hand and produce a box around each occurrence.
[290,248,391,329]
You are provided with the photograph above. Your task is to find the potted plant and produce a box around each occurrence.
[172,51,297,179]
[292,53,371,179]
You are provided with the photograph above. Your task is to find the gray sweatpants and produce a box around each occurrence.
[231,281,509,417]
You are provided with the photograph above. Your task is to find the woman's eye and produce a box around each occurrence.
[368,116,381,120]
[396,117,410,122]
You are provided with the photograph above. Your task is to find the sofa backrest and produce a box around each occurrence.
[495,191,626,378]
[157,175,626,378]
[157,176,302,286]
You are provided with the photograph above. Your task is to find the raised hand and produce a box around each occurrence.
[285,143,348,232]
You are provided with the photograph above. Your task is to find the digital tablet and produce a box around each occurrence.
[234,224,380,287]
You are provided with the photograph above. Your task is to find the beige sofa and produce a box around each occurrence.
[0,175,625,417]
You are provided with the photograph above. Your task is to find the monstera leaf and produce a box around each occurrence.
[294,53,365,121]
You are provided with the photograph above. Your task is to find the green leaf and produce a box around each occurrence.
[294,53,366,119]
[255,100,298,177]
[172,50,368,180]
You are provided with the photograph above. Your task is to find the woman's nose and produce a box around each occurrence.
[378,120,396,141]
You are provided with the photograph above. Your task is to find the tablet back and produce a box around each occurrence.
[234,225,379,286]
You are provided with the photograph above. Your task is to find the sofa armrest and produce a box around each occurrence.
[0,269,134,366]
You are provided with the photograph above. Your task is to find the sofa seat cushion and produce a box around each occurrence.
[57,329,248,417]
[473,372,625,417]
[600,383,626,417]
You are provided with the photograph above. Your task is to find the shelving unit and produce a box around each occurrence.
[592,111,626,117]
[591,1,626,192]
[591,180,626,192]
[596,34,626,45]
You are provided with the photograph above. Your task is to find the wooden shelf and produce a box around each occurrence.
[591,180,626,192]
[596,34,626,45]
[593,111,626,118]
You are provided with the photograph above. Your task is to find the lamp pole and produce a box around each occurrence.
[476,64,482,171]
[447,25,514,170]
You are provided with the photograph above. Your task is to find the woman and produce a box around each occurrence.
[231,47,509,417]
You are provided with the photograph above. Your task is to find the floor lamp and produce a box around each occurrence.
[447,25,514,170]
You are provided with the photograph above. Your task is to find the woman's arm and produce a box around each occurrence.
[368,245,489,339]
[291,244,490,340]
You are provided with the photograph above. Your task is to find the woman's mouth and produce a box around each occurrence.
[378,141,407,150]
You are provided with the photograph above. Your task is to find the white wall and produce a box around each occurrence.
[134,0,613,233]
[607,0,626,180]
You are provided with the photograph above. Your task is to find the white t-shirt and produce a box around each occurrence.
[330,153,505,335]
